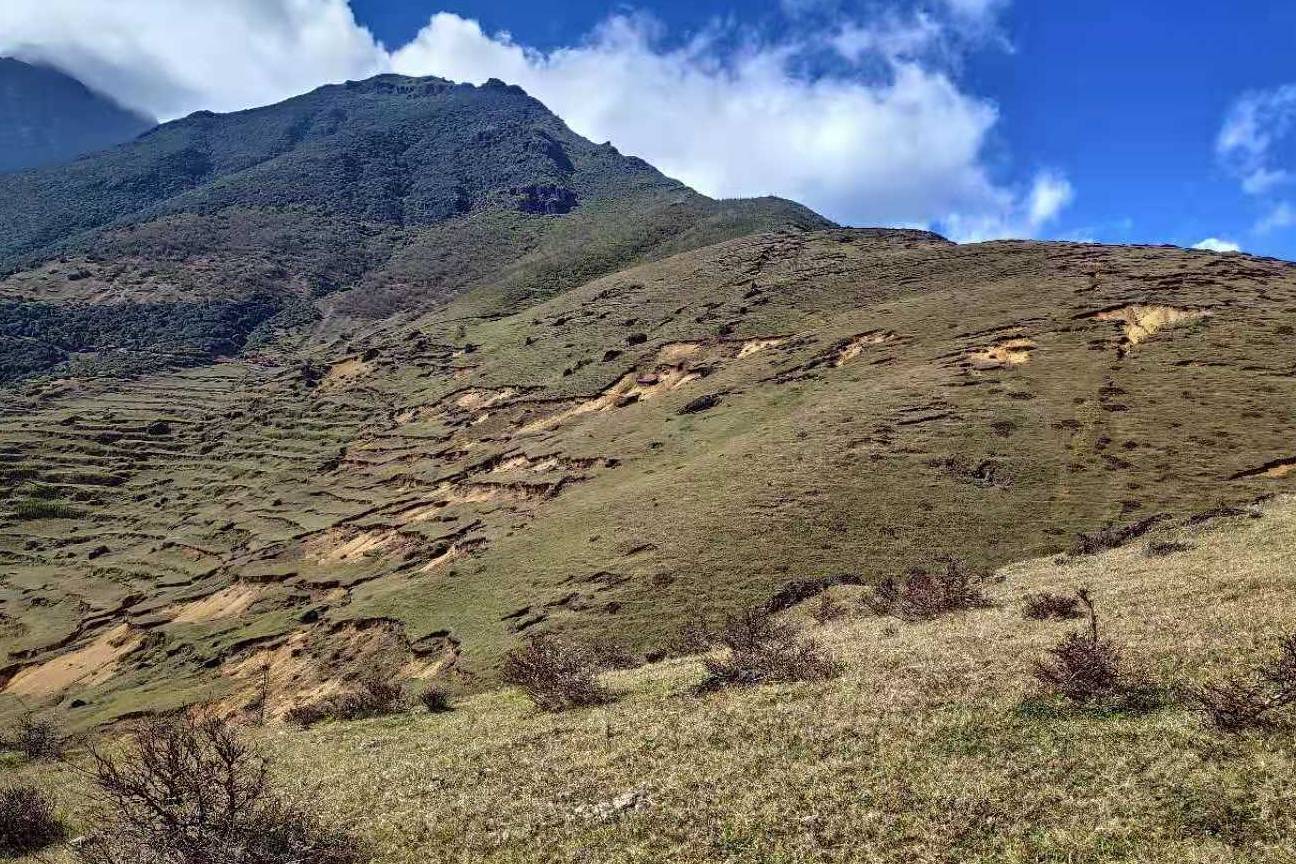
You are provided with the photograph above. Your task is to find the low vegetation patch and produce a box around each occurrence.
[0,784,65,858]
[865,559,991,620]
[1194,635,1296,732]
[1070,515,1166,555]
[501,633,611,712]
[78,715,363,864]
[4,713,65,761]
[1022,591,1082,621]
[696,608,842,694]
[13,498,82,520]
[810,592,848,624]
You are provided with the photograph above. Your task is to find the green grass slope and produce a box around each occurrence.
[1,229,1294,726]
[12,496,1296,862]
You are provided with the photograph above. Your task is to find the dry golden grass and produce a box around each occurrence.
[13,497,1296,863]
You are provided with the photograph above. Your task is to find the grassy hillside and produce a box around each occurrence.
[2,228,1294,727]
[11,496,1296,862]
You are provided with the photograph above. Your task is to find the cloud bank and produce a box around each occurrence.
[0,0,1070,240]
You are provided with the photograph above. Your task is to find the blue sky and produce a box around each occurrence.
[5,1,1296,259]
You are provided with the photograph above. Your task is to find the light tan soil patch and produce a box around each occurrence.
[657,342,705,364]
[735,337,788,358]
[1092,305,1208,348]
[172,584,263,624]
[967,337,1036,368]
[453,388,516,411]
[3,623,141,699]
[834,331,895,366]
[220,621,454,719]
[323,357,370,387]
[1232,458,1296,480]
[305,527,417,564]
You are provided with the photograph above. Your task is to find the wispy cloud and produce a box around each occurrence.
[1218,84,1296,237]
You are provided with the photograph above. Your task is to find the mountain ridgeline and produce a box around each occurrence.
[0,58,154,175]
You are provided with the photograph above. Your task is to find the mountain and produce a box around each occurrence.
[0,74,1294,734]
[0,58,153,174]
[0,74,827,383]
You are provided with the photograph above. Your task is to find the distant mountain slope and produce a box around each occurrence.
[0,58,153,174]
[0,74,827,383]
[0,74,827,274]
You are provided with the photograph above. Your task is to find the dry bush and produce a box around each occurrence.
[1069,515,1165,555]
[4,712,65,760]
[285,674,405,727]
[0,784,65,857]
[1023,591,1082,621]
[501,634,610,712]
[1033,590,1153,708]
[418,686,453,714]
[865,559,991,621]
[589,639,640,671]
[810,593,847,625]
[695,608,842,694]
[1194,635,1296,732]
[1146,540,1192,558]
[673,615,715,655]
[77,715,362,864]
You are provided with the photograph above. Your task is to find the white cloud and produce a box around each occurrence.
[941,0,1009,25]
[391,11,1065,234]
[1218,84,1296,196]
[0,0,386,118]
[1257,202,1296,233]
[0,2,1069,239]
[940,171,1073,241]
[1193,237,1241,253]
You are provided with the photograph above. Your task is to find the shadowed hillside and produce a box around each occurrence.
[0,58,153,175]
[0,75,826,384]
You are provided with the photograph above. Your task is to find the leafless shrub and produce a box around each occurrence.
[695,608,842,694]
[589,639,639,671]
[1033,589,1150,707]
[1194,635,1296,732]
[865,559,991,620]
[76,715,363,864]
[0,784,65,857]
[1023,591,1082,621]
[4,712,65,760]
[418,687,453,714]
[810,592,847,624]
[501,634,610,712]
